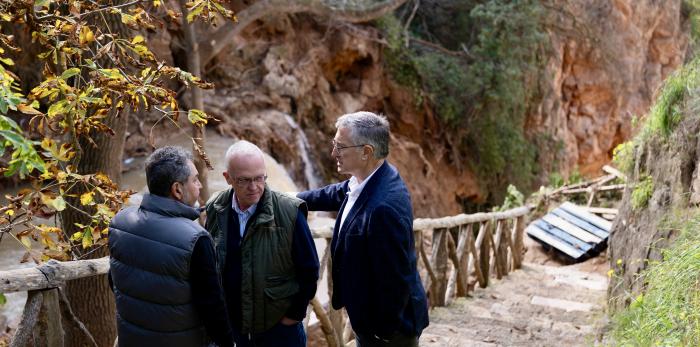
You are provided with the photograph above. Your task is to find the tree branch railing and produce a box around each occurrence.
[0,205,530,347]
[413,205,530,307]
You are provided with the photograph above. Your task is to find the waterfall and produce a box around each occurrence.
[284,114,323,189]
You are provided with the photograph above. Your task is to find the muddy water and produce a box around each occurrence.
[0,130,331,328]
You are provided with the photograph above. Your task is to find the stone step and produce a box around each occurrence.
[420,262,607,346]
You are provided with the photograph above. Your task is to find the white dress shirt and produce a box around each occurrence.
[339,162,384,231]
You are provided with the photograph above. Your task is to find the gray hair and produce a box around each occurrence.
[335,111,390,159]
[145,146,193,197]
[224,140,265,172]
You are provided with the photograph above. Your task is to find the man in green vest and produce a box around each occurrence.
[205,140,319,347]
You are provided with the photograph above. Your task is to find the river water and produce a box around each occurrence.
[0,130,331,328]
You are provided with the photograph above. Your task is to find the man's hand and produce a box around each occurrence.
[280,316,299,326]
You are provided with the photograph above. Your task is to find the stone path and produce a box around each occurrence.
[419,262,608,346]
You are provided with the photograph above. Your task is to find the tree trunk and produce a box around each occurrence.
[60,5,131,345]
[61,102,127,347]
[179,0,210,203]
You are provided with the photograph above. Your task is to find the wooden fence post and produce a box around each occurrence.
[326,240,346,346]
[513,216,525,269]
[417,230,437,292]
[479,221,492,287]
[34,288,64,347]
[10,290,43,347]
[470,222,486,288]
[456,224,471,297]
[430,228,449,306]
[311,298,339,347]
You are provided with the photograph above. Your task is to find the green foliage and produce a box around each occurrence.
[612,141,635,175]
[494,184,524,211]
[0,115,46,178]
[0,0,230,262]
[548,168,583,188]
[375,15,422,102]
[642,60,698,139]
[0,292,5,306]
[413,53,470,122]
[611,211,700,345]
[631,175,654,210]
[684,0,700,57]
[377,0,546,201]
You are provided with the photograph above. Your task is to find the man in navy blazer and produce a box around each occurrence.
[297,111,428,346]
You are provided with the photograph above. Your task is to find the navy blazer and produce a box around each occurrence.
[297,161,429,338]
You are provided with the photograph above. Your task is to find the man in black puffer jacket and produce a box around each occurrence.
[109,146,234,347]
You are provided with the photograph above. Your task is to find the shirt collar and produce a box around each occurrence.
[348,160,384,197]
[232,191,258,216]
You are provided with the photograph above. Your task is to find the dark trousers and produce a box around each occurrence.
[233,322,306,347]
[355,332,419,347]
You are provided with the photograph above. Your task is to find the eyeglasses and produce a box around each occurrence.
[332,140,366,152]
[233,175,267,186]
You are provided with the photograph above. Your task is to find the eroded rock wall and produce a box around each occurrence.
[532,0,688,177]
[133,0,688,217]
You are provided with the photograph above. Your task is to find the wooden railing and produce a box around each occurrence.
[413,206,530,307]
[0,205,529,347]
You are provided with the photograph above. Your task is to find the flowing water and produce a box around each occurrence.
[0,129,330,328]
[283,114,323,189]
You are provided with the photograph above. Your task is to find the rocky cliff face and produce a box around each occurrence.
[198,14,479,217]
[133,0,688,217]
[531,0,688,178]
[607,76,700,310]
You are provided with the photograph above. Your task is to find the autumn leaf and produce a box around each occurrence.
[17,103,43,115]
[187,109,208,127]
[82,228,93,249]
[52,196,66,211]
[131,35,145,44]
[20,235,32,249]
[80,191,94,206]
[79,26,94,45]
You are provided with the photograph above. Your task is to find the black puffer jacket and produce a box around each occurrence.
[109,193,210,347]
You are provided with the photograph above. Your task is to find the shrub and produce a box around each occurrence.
[611,211,700,345]
[631,175,654,210]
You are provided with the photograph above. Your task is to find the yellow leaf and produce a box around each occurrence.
[57,171,68,183]
[95,173,111,185]
[80,191,94,206]
[131,35,145,44]
[79,26,95,45]
[5,209,14,216]
[120,12,136,26]
[71,231,83,241]
[153,0,161,7]
[187,109,208,127]
[20,235,31,249]
[82,230,92,249]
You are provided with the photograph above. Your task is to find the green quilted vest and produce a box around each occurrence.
[205,186,308,333]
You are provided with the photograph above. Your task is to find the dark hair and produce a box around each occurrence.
[145,146,193,197]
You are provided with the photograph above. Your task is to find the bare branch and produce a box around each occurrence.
[58,287,99,347]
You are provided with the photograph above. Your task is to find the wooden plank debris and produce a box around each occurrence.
[526,202,611,262]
